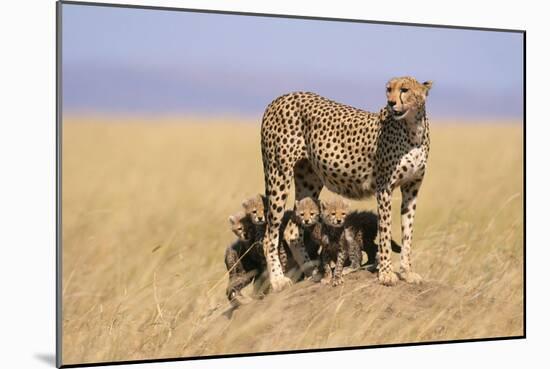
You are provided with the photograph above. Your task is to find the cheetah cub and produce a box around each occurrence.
[242,194,267,225]
[225,211,265,305]
[342,211,379,274]
[241,194,268,243]
[281,197,321,278]
[310,198,350,286]
[241,194,293,273]
[225,195,293,304]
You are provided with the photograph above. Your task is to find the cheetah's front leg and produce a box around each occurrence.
[398,180,423,284]
[376,189,399,286]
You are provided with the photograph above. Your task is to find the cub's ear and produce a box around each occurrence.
[422,81,433,96]
[228,215,236,224]
[295,200,299,209]
[319,200,326,212]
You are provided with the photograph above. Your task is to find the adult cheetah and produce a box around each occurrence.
[260,76,432,291]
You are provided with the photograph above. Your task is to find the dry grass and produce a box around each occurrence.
[61,116,524,365]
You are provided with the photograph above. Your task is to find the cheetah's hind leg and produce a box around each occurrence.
[262,164,294,292]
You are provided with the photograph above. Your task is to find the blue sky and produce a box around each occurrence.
[62,3,524,120]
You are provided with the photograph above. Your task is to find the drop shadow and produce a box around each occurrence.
[34,353,56,367]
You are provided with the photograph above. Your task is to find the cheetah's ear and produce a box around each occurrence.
[295,200,299,209]
[422,81,433,96]
[228,215,236,224]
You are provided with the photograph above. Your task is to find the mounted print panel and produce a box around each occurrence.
[57,1,525,367]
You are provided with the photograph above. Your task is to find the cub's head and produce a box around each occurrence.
[320,198,350,228]
[229,211,253,241]
[294,197,320,227]
[242,194,267,225]
[385,77,432,121]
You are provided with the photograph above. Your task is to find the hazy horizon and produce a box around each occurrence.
[62,4,524,121]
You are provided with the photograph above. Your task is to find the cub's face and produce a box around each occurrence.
[385,76,432,122]
[229,212,252,241]
[242,194,267,225]
[295,198,320,227]
[320,199,350,228]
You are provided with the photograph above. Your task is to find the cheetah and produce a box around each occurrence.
[225,195,294,304]
[225,211,265,305]
[343,210,402,274]
[308,198,350,286]
[260,76,432,290]
[242,194,267,225]
[341,211,377,275]
[241,194,292,273]
[281,197,321,277]
[241,194,268,247]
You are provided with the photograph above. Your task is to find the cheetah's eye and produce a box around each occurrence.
[386,87,391,93]
[400,88,409,93]
[300,212,304,217]
[252,210,257,214]
[237,227,242,231]
[332,212,336,216]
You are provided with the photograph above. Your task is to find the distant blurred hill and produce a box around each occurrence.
[63,63,523,120]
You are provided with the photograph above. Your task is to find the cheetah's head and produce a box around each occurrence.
[320,198,350,228]
[242,194,267,225]
[386,77,432,122]
[229,211,253,241]
[295,197,320,227]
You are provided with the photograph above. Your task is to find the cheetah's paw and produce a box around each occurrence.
[270,275,293,292]
[398,271,423,284]
[230,294,253,307]
[331,276,344,287]
[311,268,323,283]
[378,270,399,286]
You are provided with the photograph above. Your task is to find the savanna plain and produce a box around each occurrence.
[61,116,523,365]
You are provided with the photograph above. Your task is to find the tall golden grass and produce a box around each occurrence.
[61,117,523,365]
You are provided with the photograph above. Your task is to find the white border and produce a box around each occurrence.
[1,1,545,368]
